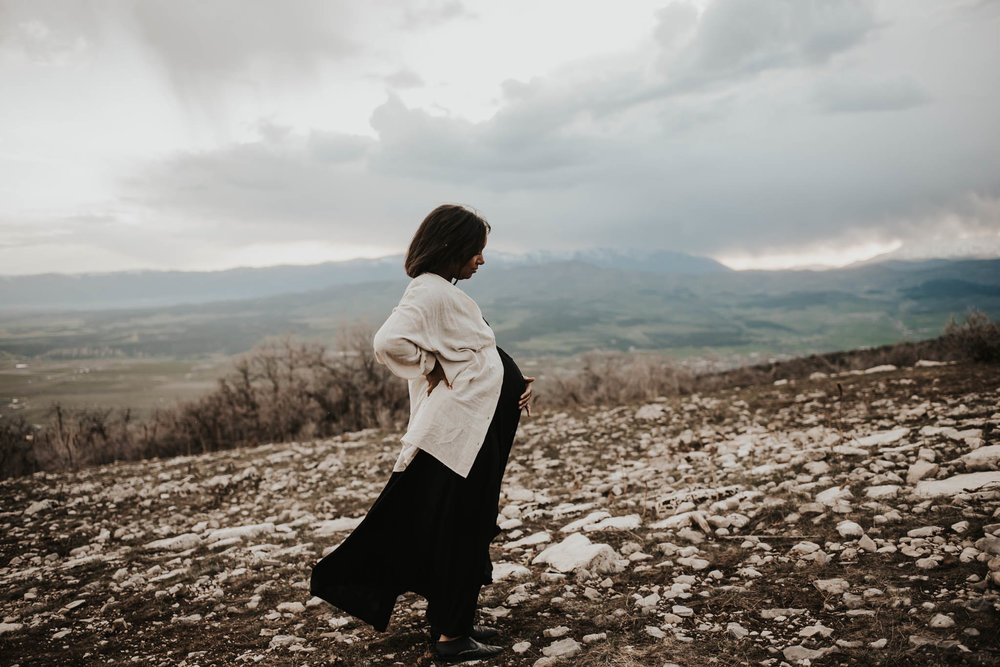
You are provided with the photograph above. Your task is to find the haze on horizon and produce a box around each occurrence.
[2,0,999,276]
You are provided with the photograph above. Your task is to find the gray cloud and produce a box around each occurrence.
[0,1,359,72]
[128,0,358,104]
[654,0,879,92]
[382,67,424,89]
[400,0,470,29]
[813,74,930,113]
[0,0,103,63]
[71,0,1000,263]
[368,95,597,188]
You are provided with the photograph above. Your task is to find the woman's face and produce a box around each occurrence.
[456,239,486,280]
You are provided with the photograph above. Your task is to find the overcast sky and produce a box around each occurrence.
[1,0,998,274]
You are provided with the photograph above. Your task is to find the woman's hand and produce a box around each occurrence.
[519,377,535,416]
[426,359,451,395]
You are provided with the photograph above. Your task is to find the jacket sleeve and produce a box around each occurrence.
[373,299,438,380]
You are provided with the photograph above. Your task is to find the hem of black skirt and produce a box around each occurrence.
[309,584,392,633]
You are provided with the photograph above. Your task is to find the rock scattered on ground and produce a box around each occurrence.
[1,361,998,664]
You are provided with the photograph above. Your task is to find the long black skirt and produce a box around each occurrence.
[310,348,524,637]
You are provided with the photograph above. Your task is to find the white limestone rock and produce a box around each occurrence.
[816,486,853,506]
[813,578,850,594]
[207,522,275,542]
[855,428,909,447]
[532,533,623,575]
[635,404,666,420]
[672,605,694,617]
[560,511,610,533]
[959,445,1000,472]
[506,531,551,549]
[24,499,57,516]
[837,520,864,538]
[312,517,363,537]
[799,623,834,638]
[676,556,710,570]
[975,535,1000,556]
[650,510,711,532]
[582,514,641,533]
[913,471,1000,498]
[929,614,955,629]
[541,638,582,659]
[268,634,303,649]
[866,485,900,499]
[492,563,532,582]
[505,487,535,502]
[760,608,807,619]
[915,557,940,570]
[727,622,749,639]
[144,533,202,552]
[0,623,24,635]
[805,460,831,475]
[907,460,939,484]
[783,645,830,661]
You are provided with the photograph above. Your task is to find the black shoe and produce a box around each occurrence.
[434,636,503,662]
[430,625,499,641]
[469,625,499,641]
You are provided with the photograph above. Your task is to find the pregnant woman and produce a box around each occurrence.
[310,204,533,662]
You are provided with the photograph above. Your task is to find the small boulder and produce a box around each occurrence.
[837,521,864,538]
[541,638,582,659]
[814,578,850,594]
[907,460,939,485]
[533,533,622,575]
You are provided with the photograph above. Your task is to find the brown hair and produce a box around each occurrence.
[404,204,491,279]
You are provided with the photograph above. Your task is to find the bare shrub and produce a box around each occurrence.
[539,351,694,407]
[0,415,39,478]
[1,330,409,479]
[537,311,999,409]
[5,312,995,478]
[942,308,1000,363]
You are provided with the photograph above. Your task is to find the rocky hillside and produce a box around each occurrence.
[1,362,998,666]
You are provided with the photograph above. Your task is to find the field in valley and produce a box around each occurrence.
[0,358,230,424]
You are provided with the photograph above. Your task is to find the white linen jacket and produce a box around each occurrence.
[373,272,503,478]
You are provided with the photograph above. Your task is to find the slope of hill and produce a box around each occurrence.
[1,258,998,361]
[1,361,998,664]
[0,249,729,311]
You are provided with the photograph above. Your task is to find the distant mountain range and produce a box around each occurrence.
[0,249,728,311]
[858,235,1000,265]
[1,253,997,361]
